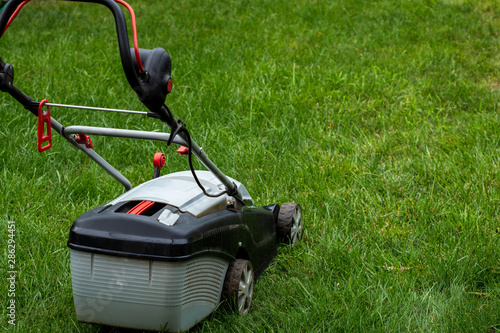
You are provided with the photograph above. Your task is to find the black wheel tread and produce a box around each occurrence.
[276,203,297,243]
[222,259,249,308]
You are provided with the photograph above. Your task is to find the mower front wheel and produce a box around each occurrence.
[222,259,254,314]
[276,203,303,245]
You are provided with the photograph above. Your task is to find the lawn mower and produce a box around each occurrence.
[0,0,303,331]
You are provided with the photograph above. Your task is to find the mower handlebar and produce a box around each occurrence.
[0,0,147,100]
[0,0,176,126]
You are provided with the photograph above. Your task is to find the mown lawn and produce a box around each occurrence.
[1,0,500,331]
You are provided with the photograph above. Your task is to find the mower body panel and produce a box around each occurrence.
[70,250,228,332]
[67,171,279,331]
[108,170,254,218]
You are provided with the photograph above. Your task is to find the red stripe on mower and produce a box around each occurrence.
[127,200,155,215]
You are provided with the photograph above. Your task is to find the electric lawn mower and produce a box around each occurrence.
[0,1,303,331]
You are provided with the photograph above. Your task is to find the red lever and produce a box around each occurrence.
[2,0,31,37]
[37,99,52,152]
[176,146,189,155]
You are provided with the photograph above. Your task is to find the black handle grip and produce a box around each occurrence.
[131,47,172,110]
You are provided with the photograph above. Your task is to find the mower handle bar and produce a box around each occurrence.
[0,0,146,99]
[0,0,175,126]
[0,1,247,202]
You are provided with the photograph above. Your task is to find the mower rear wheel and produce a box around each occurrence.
[222,259,254,314]
[276,203,303,245]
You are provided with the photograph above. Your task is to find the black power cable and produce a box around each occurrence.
[166,117,243,205]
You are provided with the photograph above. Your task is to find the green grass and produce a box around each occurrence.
[1,0,500,331]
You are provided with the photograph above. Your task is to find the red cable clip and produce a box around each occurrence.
[37,99,52,152]
[76,134,93,149]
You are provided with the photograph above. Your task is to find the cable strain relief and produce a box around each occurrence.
[228,182,239,197]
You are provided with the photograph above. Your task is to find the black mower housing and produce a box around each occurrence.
[68,203,280,278]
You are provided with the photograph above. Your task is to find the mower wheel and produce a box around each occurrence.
[276,203,303,245]
[222,259,254,314]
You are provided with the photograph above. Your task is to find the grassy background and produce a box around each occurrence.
[1,0,500,331]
